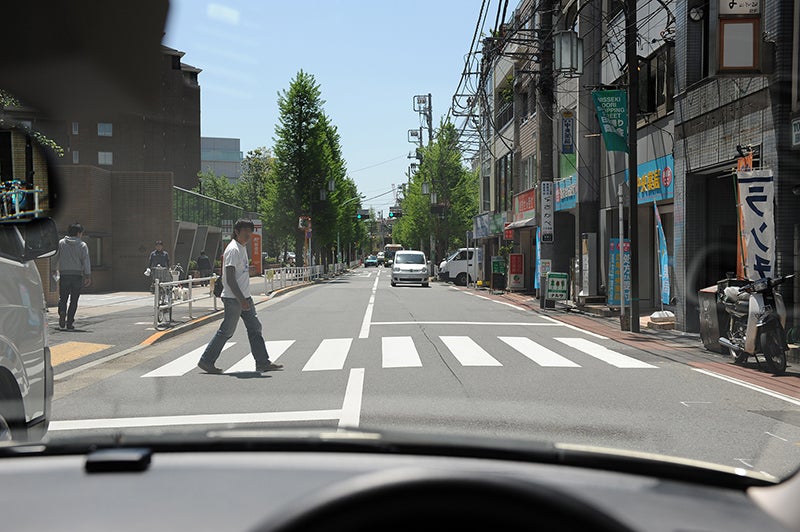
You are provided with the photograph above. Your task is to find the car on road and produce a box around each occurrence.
[0,218,58,442]
[376,251,385,266]
[390,250,430,287]
[441,247,480,286]
[364,255,378,267]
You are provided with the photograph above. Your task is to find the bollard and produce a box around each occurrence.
[188,276,193,318]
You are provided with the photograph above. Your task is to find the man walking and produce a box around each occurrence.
[198,219,283,373]
[54,222,91,330]
[196,250,212,286]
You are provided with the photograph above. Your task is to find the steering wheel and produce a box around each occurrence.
[255,468,634,532]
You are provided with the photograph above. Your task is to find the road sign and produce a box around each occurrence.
[545,272,569,300]
[541,181,554,243]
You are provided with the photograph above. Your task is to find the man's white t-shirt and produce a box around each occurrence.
[221,238,251,299]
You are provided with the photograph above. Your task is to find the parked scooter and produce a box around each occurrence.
[718,273,794,374]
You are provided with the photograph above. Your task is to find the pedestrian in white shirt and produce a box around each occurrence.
[198,219,283,374]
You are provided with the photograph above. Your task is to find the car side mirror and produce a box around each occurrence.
[0,217,59,262]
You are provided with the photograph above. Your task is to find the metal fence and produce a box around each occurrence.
[153,274,218,328]
[263,261,362,293]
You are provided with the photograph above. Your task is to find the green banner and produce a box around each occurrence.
[592,90,628,153]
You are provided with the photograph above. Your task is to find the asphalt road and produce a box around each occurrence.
[48,266,800,479]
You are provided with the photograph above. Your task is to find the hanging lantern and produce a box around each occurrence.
[554,30,584,77]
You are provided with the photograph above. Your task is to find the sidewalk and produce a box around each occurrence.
[455,284,800,401]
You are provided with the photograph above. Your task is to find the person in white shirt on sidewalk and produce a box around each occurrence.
[198,219,283,374]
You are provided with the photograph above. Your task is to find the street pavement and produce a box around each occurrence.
[47,266,800,479]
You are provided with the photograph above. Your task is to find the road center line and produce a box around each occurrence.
[339,368,365,429]
[359,269,380,339]
[692,368,800,407]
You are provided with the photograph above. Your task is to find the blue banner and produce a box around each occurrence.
[535,227,541,290]
[653,202,670,305]
[555,173,577,211]
[625,154,674,204]
[608,238,631,306]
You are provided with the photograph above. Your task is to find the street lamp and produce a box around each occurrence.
[554,30,584,77]
[328,178,336,192]
[421,181,429,195]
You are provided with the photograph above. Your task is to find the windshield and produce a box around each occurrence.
[394,254,425,265]
[5,0,800,484]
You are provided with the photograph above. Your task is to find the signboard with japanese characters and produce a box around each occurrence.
[540,181,554,243]
[592,90,628,153]
[513,188,536,220]
[625,155,674,204]
[737,169,775,280]
[792,117,800,148]
[545,272,569,300]
[561,109,575,154]
[508,253,524,290]
[555,173,577,211]
[608,238,631,306]
[719,0,760,15]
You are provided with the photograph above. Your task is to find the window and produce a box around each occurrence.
[719,18,759,71]
[495,152,513,213]
[72,150,79,164]
[481,159,491,212]
[522,155,536,191]
[98,151,113,165]
[638,44,674,116]
[71,122,79,135]
[97,122,113,137]
[521,89,529,119]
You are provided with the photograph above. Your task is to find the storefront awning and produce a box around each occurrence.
[505,217,536,230]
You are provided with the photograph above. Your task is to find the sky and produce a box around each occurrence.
[163,0,484,214]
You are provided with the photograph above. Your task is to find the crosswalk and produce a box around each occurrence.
[141,335,657,378]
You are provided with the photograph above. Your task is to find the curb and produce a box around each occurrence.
[141,281,314,346]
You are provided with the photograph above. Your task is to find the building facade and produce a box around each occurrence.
[201,137,243,182]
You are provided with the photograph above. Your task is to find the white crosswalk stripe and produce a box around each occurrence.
[302,338,353,371]
[498,336,581,367]
[224,340,296,373]
[140,335,658,377]
[554,337,657,369]
[440,336,503,367]
[142,342,235,377]
[382,336,422,368]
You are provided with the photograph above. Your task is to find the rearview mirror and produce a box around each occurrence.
[0,217,59,262]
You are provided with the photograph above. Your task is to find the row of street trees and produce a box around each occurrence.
[392,122,478,261]
[196,71,367,266]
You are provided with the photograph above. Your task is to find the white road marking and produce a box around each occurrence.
[735,458,754,469]
[498,337,580,367]
[440,336,502,367]
[540,315,608,339]
[371,321,559,326]
[680,401,712,407]
[765,431,788,442]
[302,338,353,371]
[492,300,526,310]
[475,295,492,300]
[338,368,365,428]
[49,409,342,431]
[382,336,422,368]
[142,342,235,377]
[692,368,800,407]
[359,269,380,339]
[554,338,657,368]
[224,340,295,373]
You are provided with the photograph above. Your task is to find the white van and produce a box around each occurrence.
[442,247,482,286]
[0,218,58,442]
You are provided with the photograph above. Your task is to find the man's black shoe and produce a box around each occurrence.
[198,360,223,374]
[66,323,75,331]
[58,316,66,329]
[256,362,284,372]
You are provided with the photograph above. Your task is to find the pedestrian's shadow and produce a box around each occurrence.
[223,371,273,380]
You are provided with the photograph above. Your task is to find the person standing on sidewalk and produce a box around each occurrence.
[198,219,283,374]
[196,250,212,286]
[54,222,91,330]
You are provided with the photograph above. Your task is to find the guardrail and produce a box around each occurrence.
[263,262,359,293]
[153,274,218,328]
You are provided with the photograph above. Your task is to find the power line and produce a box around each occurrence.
[349,154,407,173]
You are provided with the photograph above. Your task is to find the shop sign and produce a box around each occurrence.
[608,238,631,306]
[513,188,536,220]
[737,169,775,280]
[545,272,569,300]
[541,181,554,243]
[561,110,575,154]
[508,253,524,290]
[625,154,674,204]
[719,0,760,15]
[473,213,490,239]
[555,174,577,211]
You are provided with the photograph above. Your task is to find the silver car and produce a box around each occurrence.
[390,250,429,287]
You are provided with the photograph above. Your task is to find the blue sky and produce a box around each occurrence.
[163,0,483,213]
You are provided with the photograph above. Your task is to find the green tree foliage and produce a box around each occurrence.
[393,121,478,261]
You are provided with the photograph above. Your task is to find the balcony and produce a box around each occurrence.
[495,101,513,131]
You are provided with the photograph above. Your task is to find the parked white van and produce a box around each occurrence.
[0,218,58,441]
[441,247,482,286]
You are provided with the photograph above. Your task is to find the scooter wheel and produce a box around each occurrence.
[761,330,787,374]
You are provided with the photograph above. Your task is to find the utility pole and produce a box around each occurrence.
[538,0,554,308]
[625,0,640,332]
[426,93,433,146]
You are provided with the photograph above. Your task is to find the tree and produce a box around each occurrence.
[271,71,330,266]
[393,121,478,262]
[194,169,235,204]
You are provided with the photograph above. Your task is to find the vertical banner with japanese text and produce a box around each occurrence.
[608,238,631,306]
[736,170,775,280]
[535,227,541,290]
[592,90,628,153]
[653,202,670,306]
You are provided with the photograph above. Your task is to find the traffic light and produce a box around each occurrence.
[388,207,403,218]
[355,209,370,220]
